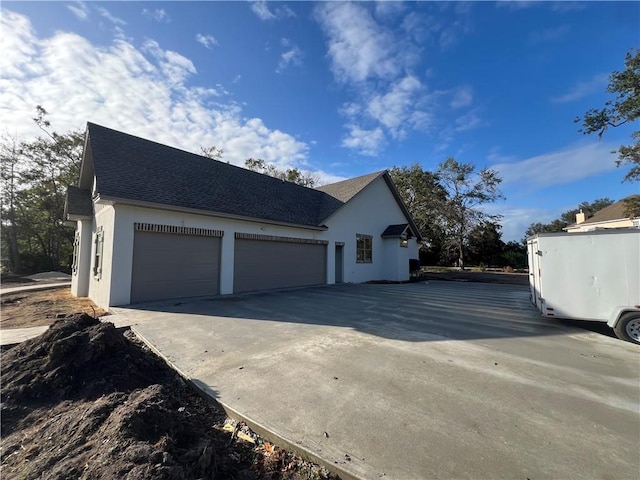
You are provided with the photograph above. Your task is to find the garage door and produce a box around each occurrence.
[234,234,327,293]
[131,224,222,303]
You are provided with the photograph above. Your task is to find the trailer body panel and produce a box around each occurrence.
[527,230,640,323]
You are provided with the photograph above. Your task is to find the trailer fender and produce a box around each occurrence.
[608,306,640,328]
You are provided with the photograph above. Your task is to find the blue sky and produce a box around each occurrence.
[1,1,638,240]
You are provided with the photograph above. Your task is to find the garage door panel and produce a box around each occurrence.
[131,231,221,303]
[234,239,326,293]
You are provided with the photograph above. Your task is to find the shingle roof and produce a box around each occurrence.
[316,171,385,203]
[381,224,409,238]
[86,123,344,227]
[578,195,639,225]
[84,123,423,236]
[64,185,92,218]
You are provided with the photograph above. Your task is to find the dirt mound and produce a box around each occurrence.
[1,315,336,479]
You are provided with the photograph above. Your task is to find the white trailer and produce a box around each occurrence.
[527,230,640,344]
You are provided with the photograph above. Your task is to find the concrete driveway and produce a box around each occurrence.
[111,281,640,480]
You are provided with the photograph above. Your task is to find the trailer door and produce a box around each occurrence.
[527,238,542,311]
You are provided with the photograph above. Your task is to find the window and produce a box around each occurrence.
[71,233,80,274]
[356,234,372,263]
[94,228,104,279]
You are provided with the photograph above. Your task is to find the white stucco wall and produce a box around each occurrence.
[108,204,329,306]
[87,204,116,309]
[323,176,419,283]
[71,219,92,297]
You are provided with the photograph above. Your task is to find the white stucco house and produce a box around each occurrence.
[64,123,422,309]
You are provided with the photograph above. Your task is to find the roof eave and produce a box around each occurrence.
[380,172,423,242]
[96,195,329,232]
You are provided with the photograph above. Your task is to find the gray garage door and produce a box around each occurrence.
[131,229,221,303]
[234,236,327,293]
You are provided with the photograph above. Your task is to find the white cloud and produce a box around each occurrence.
[315,2,414,84]
[95,6,126,26]
[495,1,539,11]
[551,73,608,103]
[486,204,556,242]
[527,25,570,45]
[366,75,432,139]
[374,1,406,20]
[491,141,618,188]
[196,33,219,49]
[277,38,303,73]
[67,1,89,21]
[342,125,386,156]
[278,5,296,19]
[250,1,296,21]
[455,108,484,132]
[316,3,475,156]
[450,86,473,109]
[142,39,196,85]
[251,1,276,20]
[0,10,309,170]
[550,2,587,13]
[143,8,169,23]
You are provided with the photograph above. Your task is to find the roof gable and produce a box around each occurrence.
[316,171,385,203]
[318,171,422,240]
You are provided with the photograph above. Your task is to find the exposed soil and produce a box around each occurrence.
[0,315,337,480]
[1,288,108,329]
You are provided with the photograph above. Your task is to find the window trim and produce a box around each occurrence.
[94,227,104,279]
[72,232,80,274]
[356,233,373,263]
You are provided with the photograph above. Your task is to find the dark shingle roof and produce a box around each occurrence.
[579,195,639,225]
[381,224,409,237]
[87,123,344,227]
[64,185,92,218]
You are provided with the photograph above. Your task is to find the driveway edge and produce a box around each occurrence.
[130,325,367,480]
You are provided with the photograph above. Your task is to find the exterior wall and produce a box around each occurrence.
[323,176,419,283]
[71,219,92,297]
[87,204,116,309]
[565,218,636,232]
[108,204,330,307]
[87,175,419,308]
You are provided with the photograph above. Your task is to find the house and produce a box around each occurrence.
[64,123,422,309]
[564,196,640,233]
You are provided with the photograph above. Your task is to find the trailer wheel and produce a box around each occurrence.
[613,312,640,344]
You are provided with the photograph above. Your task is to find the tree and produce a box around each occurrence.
[437,157,504,270]
[200,145,224,161]
[501,241,527,269]
[576,48,639,184]
[0,106,83,273]
[389,164,448,264]
[0,134,22,272]
[524,198,614,238]
[244,158,318,187]
[559,198,615,224]
[467,221,504,266]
